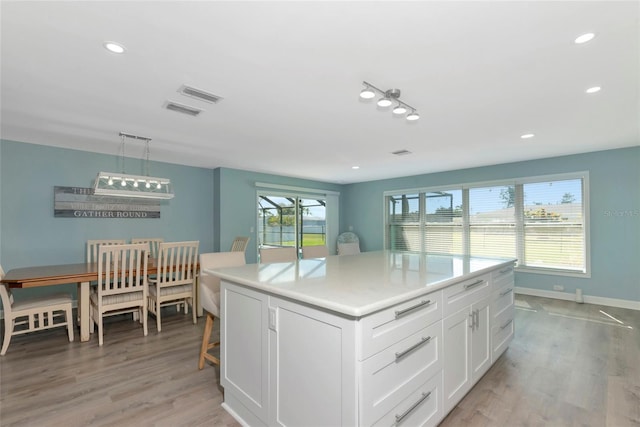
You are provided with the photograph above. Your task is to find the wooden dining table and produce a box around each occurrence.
[1,259,201,342]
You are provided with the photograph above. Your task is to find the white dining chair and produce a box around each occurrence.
[259,247,298,263]
[86,239,126,264]
[1,265,74,356]
[198,251,246,370]
[131,238,164,259]
[302,245,329,259]
[148,241,199,332]
[89,244,149,346]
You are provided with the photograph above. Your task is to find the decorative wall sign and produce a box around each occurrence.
[54,186,160,218]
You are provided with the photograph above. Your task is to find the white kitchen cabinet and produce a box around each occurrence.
[220,283,270,426]
[490,265,515,362]
[213,251,516,426]
[443,292,491,415]
[268,296,357,427]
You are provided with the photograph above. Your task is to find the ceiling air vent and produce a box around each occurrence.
[392,149,412,156]
[164,101,203,117]
[178,85,223,104]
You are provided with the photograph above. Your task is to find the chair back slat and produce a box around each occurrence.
[97,243,148,297]
[156,241,199,286]
[87,239,126,264]
[131,238,164,259]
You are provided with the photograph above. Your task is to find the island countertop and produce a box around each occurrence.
[207,250,515,318]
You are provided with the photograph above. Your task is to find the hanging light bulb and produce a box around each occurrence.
[145,181,151,189]
[120,179,127,187]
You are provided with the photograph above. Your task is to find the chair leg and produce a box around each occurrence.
[66,306,74,342]
[1,318,13,356]
[142,303,148,337]
[156,299,161,332]
[97,312,104,346]
[191,297,197,325]
[199,313,217,370]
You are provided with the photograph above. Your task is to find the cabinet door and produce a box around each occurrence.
[269,296,357,427]
[443,307,472,414]
[471,296,491,383]
[220,282,270,424]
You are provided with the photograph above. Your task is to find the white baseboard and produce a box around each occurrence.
[515,287,640,311]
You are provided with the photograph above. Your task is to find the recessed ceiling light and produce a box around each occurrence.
[521,133,535,139]
[352,166,360,170]
[586,86,601,94]
[103,41,126,54]
[574,33,595,44]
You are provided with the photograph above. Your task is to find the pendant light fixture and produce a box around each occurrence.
[359,81,419,121]
[93,132,174,199]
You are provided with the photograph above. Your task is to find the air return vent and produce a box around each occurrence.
[178,85,223,104]
[392,149,412,156]
[164,101,203,117]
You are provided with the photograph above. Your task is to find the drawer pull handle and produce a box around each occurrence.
[395,336,431,361]
[395,300,431,319]
[500,319,513,330]
[395,391,432,424]
[499,267,512,274]
[499,288,513,297]
[464,279,484,291]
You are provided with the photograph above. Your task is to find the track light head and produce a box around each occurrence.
[360,86,375,99]
[393,104,407,115]
[406,110,420,121]
[377,97,393,107]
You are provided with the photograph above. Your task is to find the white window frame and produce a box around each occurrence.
[384,171,590,277]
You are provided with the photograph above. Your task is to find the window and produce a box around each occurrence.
[385,173,589,276]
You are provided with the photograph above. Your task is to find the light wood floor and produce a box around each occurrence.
[1,295,638,426]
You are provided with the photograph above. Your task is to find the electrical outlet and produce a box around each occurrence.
[553,284,564,291]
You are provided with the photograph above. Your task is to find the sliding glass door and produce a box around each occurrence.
[258,194,327,254]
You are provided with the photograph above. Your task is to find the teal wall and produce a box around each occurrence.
[1,139,638,303]
[341,146,640,302]
[0,139,214,298]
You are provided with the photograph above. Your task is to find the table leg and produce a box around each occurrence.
[79,281,90,342]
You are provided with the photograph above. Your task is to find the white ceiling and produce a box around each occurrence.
[1,1,638,184]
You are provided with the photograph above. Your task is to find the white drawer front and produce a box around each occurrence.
[360,290,442,360]
[492,283,514,321]
[442,274,490,317]
[492,264,514,283]
[361,321,442,427]
[491,306,515,362]
[371,371,443,427]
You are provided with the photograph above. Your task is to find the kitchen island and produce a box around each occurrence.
[208,250,516,427]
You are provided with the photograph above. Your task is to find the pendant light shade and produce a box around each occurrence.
[93,132,174,199]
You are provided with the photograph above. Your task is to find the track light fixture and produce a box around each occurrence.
[360,81,419,121]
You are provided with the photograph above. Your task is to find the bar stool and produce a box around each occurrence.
[198,251,245,369]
